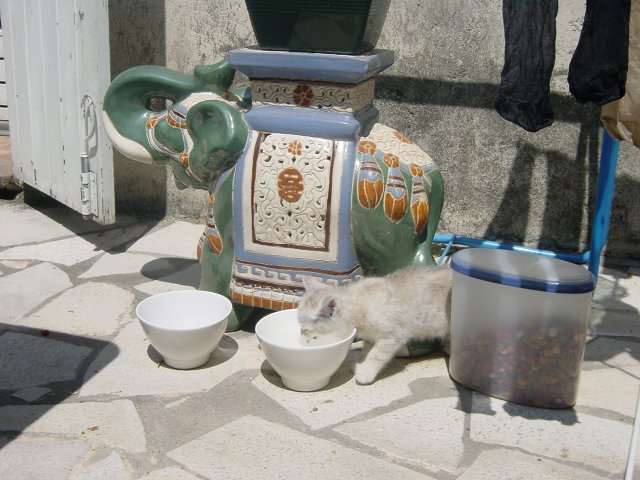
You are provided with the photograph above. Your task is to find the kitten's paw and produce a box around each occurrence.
[355,373,376,385]
[354,365,377,385]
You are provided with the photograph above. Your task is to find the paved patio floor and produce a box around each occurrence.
[1,198,639,479]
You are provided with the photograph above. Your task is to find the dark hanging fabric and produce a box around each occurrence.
[601,0,640,147]
[495,0,558,132]
[568,0,631,105]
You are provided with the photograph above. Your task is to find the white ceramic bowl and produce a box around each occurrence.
[255,309,356,391]
[136,290,232,369]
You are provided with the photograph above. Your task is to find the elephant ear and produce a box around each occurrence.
[172,100,248,189]
[194,60,236,93]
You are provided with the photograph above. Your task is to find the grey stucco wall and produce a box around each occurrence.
[121,0,639,259]
[109,0,168,218]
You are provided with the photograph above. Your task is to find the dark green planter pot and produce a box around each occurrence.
[245,0,391,54]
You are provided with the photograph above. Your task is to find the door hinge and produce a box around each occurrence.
[80,95,97,220]
[80,168,98,218]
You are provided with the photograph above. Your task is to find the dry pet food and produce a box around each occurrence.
[450,319,587,408]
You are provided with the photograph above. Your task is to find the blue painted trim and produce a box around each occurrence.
[233,249,360,272]
[233,135,256,260]
[336,140,360,268]
[588,130,620,276]
[229,48,395,83]
[244,106,379,140]
[234,261,361,284]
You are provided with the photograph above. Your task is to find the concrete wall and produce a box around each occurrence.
[118,0,640,259]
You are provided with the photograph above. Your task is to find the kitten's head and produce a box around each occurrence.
[297,277,341,339]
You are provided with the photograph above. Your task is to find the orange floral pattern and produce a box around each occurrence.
[287,140,302,156]
[357,140,377,154]
[394,131,413,144]
[382,153,400,168]
[146,116,158,130]
[293,84,314,107]
[408,163,423,176]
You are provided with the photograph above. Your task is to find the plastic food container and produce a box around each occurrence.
[449,248,595,408]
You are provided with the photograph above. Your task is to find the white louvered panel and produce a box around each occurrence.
[0,0,114,224]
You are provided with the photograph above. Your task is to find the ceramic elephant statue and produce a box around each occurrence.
[103,51,444,347]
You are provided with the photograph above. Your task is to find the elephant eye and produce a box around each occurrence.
[146,97,171,112]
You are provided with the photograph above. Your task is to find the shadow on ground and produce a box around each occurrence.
[140,258,201,288]
[0,324,118,449]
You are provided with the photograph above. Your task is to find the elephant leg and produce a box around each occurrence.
[227,303,255,332]
[197,170,257,332]
[199,244,259,332]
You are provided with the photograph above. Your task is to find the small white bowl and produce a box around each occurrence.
[136,290,232,369]
[255,309,356,392]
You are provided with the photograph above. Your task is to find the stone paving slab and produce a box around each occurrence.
[578,366,640,417]
[168,415,437,480]
[138,467,201,480]
[0,399,147,453]
[583,336,640,369]
[0,331,92,390]
[134,261,201,295]
[0,436,92,480]
[0,236,104,266]
[589,307,640,337]
[79,252,173,279]
[0,262,72,323]
[593,268,640,313]
[456,448,608,480]
[74,451,129,480]
[21,282,134,337]
[469,392,632,476]
[0,259,30,269]
[127,221,202,259]
[81,224,155,252]
[0,203,83,247]
[79,324,263,398]
[253,348,452,430]
[335,396,467,475]
[11,387,52,403]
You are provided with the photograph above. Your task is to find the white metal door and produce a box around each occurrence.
[0,0,114,224]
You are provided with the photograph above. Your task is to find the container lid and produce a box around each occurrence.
[450,248,595,294]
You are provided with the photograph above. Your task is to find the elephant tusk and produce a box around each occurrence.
[102,111,153,164]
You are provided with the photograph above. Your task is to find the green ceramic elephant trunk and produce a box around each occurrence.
[102,59,249,190]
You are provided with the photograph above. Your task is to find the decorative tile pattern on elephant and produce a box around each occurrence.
[231,131,362,310]
[252,133,334,251]
[356,124,436,233]
[251,79,375,113]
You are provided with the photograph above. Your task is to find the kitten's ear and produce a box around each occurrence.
[302,276,326,294]
[320,297,337,317]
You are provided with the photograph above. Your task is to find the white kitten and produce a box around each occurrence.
[298,265,452,385]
